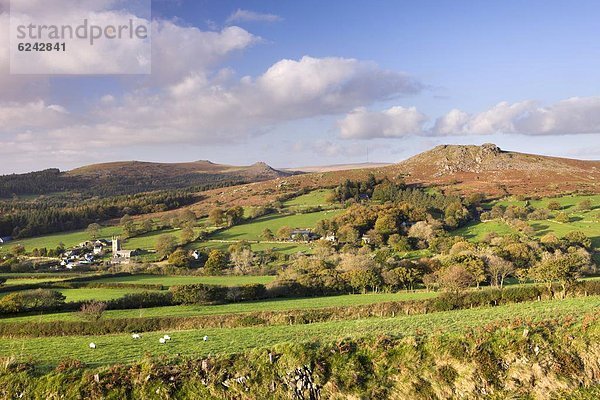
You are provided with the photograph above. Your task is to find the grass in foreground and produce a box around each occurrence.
[0,291,436,324]
[1,295,598,367]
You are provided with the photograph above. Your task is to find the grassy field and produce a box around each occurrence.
[1,295,598,367]
[124,227,205,251]
[0,291,437,324]
[283,189,333,208]
[494,194,600,210]
[456,194,600,248]
[210,210,343,242]
[3,277,66,286]
[90,274,276,287]
[58,288,161,302]
[0,225,122,254]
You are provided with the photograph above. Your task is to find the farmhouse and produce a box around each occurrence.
[324,233,337,242]
[93,239,109,255]
[0,236,12,244]
[290,229,320,242]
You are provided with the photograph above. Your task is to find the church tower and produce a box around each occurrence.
[112,236,121,255]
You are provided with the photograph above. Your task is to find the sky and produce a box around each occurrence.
[1,0,599,174]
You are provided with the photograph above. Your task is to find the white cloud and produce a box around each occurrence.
[0,100,70,131]
[433,97,600,136]
[82,56,422,146]
[432,101,535,135]
[338,106,427,139]
[514,97,600,135]
[150,22,259,85]
[337,96,600,140]
[226,9,282,24]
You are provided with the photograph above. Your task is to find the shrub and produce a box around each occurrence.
[79,301,107,322]
[238,284,268,301]
[108,291,173,309]
[555,212,570,223]
[0,289,66,313]
[170,284,228,305]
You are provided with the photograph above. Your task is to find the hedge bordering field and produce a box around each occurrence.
[2,281,600,337]
[1,314,600,399]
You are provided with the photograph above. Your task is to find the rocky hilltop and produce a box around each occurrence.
[393,143,599,195]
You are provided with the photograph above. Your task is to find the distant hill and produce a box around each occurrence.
[0,160,295,198]
[285,162,393,173]
[175,144,600,217]
[392,143,600,196]
[2,143,598,202]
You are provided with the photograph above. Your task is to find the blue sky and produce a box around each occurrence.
[0,0,599,173]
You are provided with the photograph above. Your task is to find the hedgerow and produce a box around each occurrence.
[1,315,600,399]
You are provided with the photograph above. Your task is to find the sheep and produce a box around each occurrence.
[163,335,171,341]
[89,342,96,349]
[203,335,208,341]
[132,333,141,339]
[159,338,166,344]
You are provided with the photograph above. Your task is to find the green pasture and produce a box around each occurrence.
[59,288,161,302]
[283,189,333,208]
[0,226,122,254]
[1,295,598,367]
[0,291,436,324]
[456,194,599,248]
[210,210,342,242]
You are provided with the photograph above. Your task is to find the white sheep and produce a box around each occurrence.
[89,342,96,349]
[203,335,208,341]
[132,333,141,339]
[159,338,166,344]
[163,335,171,340]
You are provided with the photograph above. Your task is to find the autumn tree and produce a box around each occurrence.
[204,249,229,275]
[208,208,225,227]
[230,248,256,274]
[529,250,588,298]
[483,253,514,288]
[337,225,359,245]
[261,228,274,241]
[226,206,245,227]
[86,223,101,240]
[276,226,292,241]
[180,227,196,244]
[120,214,136,238]
[435,264,472,293]
[156,234,178,259]
[168,248,190,268]
[344,269,381,294]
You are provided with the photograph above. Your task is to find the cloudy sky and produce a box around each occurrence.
[1,0,600,174]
